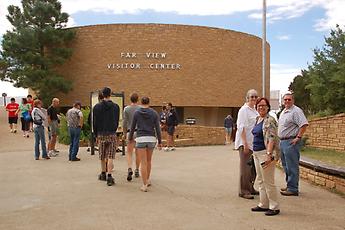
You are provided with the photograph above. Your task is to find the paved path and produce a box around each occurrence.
[0,107,344,230]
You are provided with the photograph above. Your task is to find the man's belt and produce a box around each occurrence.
[279,136,296,140]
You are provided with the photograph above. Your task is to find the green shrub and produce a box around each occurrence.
[59,107,91,145]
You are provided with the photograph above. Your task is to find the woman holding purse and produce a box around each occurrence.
[251,97,280,216]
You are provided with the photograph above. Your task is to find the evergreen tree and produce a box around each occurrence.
[288,70,312,115]
[0,0,75,105]
[307,24,345,114]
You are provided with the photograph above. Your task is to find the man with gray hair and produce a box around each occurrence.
[278,91,308,196]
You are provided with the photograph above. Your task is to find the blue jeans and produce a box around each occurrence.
[280,139,301,193]
[34,126,47,159]
[69,127,81,160]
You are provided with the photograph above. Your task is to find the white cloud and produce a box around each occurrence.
[270,64,302,92]
[314,0,345,31]
[1,0,343,35]
[276,35,291,40]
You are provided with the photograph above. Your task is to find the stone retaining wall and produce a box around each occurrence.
[299,165,345,194]
[305,113,345,151]
[170,125,224,146]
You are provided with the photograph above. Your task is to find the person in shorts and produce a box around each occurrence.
[6,98,19,133]
[47,98,60,157]
[123,93,141,181]
[93,87,120,186]
[224,114,234,144]
[129,96,162,192]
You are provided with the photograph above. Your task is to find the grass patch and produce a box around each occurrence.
[301,147,345,167]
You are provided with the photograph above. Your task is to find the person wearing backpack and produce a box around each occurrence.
[31,99,50,160]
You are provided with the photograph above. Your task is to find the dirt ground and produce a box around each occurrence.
[0,107,344,230]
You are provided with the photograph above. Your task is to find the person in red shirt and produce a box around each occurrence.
[27,95,34,132]
[5,98,19,133]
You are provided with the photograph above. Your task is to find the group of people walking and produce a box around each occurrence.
[235,89,308,216]
[93,87,164,191]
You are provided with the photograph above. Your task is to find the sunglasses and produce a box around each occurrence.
[284,98,292,101]
[250,95,258,99]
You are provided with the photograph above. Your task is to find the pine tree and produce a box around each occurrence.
[0,0,75,105]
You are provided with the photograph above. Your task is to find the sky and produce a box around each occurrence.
[0,0,344,97]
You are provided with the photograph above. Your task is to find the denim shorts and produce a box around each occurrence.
[136,142,156,149]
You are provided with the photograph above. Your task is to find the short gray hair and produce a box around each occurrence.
[245,89,258,102]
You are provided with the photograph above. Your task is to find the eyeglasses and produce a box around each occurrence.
[250,95,258,99]
[257,105,267,108]
[284,98,292,101]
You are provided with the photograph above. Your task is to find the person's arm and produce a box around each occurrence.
[47,107,52,124]
[79,111,84,128]
[237,108,249,153]
[155,112,162,147]
[92,107,97,137]
[128,113,137,141]
[291,124,308,145]
[122,108,128,139]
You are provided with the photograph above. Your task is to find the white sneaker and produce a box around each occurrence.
[10,129,13,133]
[170,147,176,151]
[49,151,58,157]
[163,147,170,152]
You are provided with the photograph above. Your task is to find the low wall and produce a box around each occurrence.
[300,166,345,194]
[164,125,224,147]
[305,113,345,151]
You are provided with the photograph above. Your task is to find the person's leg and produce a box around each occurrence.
[262,159,279,210]
[146,147,154,183]
[253,151,269,208]
[238,146,254,198]
[135,146,140,171]
[72,127,81,159]
[21,118,25,136]
[280,141,289,185]
[68,127,74,160]
[127,140,135,168]
[39,126,48,158]
[285,142,301,193]
[25,120,30,136]
[9,119,13,132]
[34,127,40,159]
[224,129,228,144]
[51,135,57,151]
[13,118,18,132]
[138,147,148,185]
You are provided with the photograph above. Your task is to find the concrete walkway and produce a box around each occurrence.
[0,107,344,230]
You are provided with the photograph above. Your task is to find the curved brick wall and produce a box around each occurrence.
[57,24,270,107]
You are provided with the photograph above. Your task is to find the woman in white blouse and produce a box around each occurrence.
[235,89,259,199]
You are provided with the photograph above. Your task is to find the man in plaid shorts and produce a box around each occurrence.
[93,87,120,186]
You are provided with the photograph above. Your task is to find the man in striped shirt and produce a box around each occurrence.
[278,91,308,196]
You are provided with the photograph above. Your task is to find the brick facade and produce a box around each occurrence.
[56,24,270,113]
[305,113,345,151]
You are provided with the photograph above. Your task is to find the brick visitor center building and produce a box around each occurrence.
[56,24,270,126]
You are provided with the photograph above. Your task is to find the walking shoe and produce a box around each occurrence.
[107,176,115,186]
[251,206,269,212]
[239,194,254,199]
[280,190,299,196]
[251,190,260,195]
[35,157,39,160]
[163,147,170,152]
[98,173,106,181]
[265,209,280,216]
[170,147,176,151]
[53,149,60,153]
[280,187,287,192]
[26,134,29,138]
[48,151,58,157]
[140,184,148,192]
[10,129,13,133]
[43,156,50,160]
[13,129,17,133]
[127,168,133,181]
[135,169,140,178]
[71,157,81,161]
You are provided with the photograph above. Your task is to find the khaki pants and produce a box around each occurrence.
[253,150,279,210]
